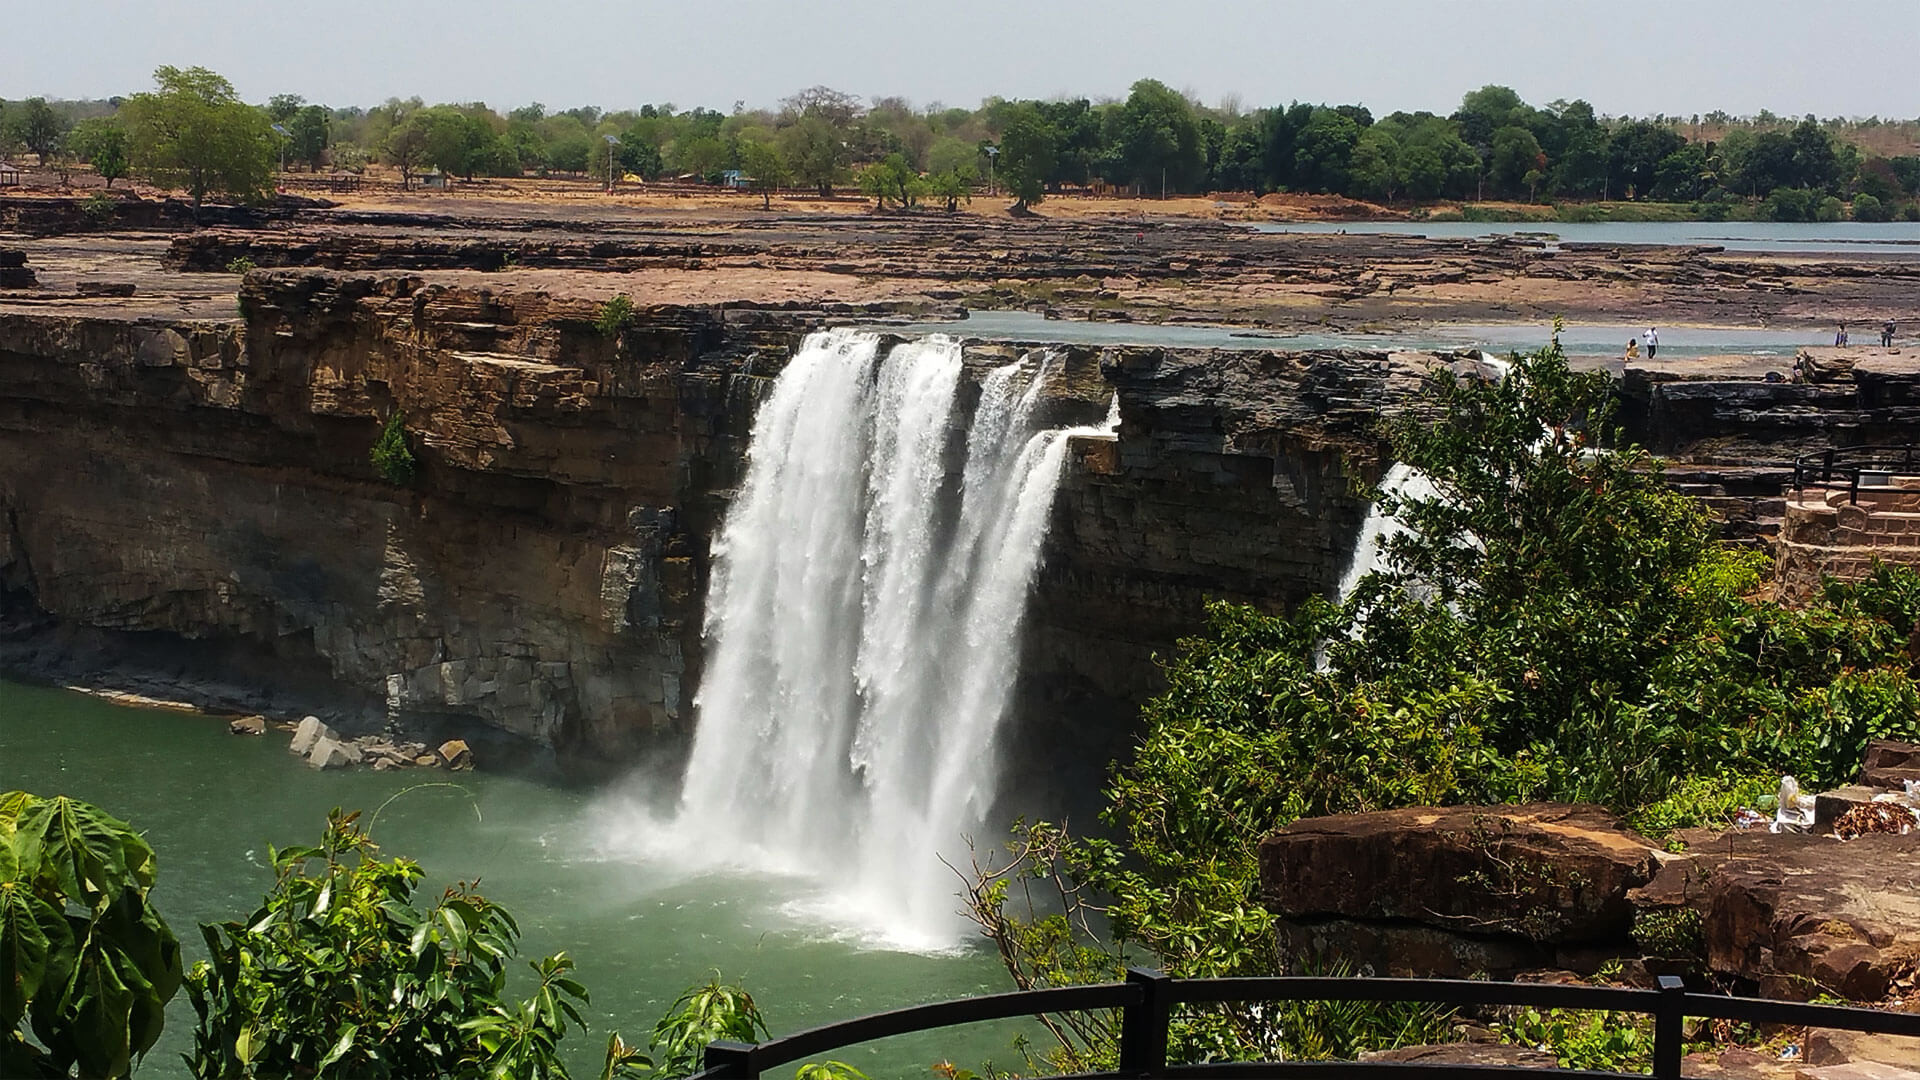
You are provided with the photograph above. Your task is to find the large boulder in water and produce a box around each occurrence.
[289,715,337,757]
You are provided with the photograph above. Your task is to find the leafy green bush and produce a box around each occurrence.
[595,295,637,338]
[648,978,768,1077]
[1763,187,1819,221]
[1,791,183,1079]
[1851,193,1891,221]
[224,256,255,275]
[81,192,117,223]
[1501,1007,1651,1071]
[185,809,594,1079]
[370,411,417,486]
[1631,907,1705,962]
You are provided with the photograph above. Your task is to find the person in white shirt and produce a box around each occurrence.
[1643,327,1658,359]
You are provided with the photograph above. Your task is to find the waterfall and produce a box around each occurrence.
[1334,353,1505,602]
[1333,462,1435,600]
[673,328,1105,950]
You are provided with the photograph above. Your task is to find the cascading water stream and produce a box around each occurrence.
[1333,352,1507,602]
[670,328,1112,950]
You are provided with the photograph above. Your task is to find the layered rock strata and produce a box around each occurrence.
[1,270,1421,775]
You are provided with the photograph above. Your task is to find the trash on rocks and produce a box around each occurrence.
[1833,801,1919,841]
[1732,807,1770,831]
[1772,775,1816,832]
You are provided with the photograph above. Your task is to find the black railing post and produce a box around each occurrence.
[1824,448,1835,484]
[1119,967,1172,1078]
[1794,457,1803,493]
[705,1040,758,1080]
[1653,975,1686,1080]
[1851,470,1861,505]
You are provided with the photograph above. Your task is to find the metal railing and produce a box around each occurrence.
[695,969,1920,1080]
[1792,445,1920,504]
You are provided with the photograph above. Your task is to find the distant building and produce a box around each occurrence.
[720,170,745,189]
[0,162,20,187]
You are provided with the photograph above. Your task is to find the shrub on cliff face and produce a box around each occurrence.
[964,333,1920,1066]
[1,791,183,1079]
[595,295,637,338]
[370,411,417,486]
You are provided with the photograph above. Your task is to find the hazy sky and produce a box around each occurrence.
[8,1,1918,119]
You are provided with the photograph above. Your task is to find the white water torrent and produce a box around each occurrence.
[1332,462,1437,601]
[669,328,1109,950]
[1333,352,1507,602]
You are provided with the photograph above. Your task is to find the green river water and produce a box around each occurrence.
[0,679,1031,1078]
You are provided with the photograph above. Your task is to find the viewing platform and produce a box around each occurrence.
[1777,471,1920,602]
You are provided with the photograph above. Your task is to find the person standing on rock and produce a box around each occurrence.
[1885,320,1897,348]
[1836,323,1849,347]
[1624,338,1640,362]
[1643,326,1658,359]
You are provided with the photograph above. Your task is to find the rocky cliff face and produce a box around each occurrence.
[1,271,1424,776]
[0,272,804,769]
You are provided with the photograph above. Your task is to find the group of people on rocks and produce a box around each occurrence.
[1624,326,1658,362]
[1625,321,1902,363]
[1835,321,1901,347]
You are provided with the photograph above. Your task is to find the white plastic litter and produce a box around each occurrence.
[1772,775,1816,832]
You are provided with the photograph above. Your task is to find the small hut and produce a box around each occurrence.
[0,162,21,188]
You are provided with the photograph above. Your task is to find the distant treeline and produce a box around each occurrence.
[4,72,1920,219]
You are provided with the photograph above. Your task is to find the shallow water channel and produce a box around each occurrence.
[0,680,1032,1078]
[1245,218,1920,254]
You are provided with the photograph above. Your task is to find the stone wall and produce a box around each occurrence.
[1775,480,1920,603]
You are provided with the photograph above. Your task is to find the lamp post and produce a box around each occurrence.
[271,123,290,176]
[984,144,998,197]
[604,134,619,194]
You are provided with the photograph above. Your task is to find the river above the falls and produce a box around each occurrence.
[0,679,1028,1079]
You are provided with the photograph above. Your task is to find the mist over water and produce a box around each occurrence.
[615,329,1110,952]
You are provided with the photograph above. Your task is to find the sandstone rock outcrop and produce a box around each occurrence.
[1260,797,1920,999]
[1260,803,1661,978]
[1703,830,1920,1001]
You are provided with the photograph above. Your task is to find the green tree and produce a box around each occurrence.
[1110,79,1204,196]
[287,104,329,170]
[5,98,70,165]
[1,791,183,1079]
[67,117,130,188]
[1348,127,1403,202]
[928,168,972,212]
[383,112,432,189]
[997,105,1057,208]
[779,114,848,197]
[1651,143,1713,201]
[1291,108,1362,193]
[618,126,665,181]
[739,139,791,209]
[1851,192,1890,221]
[121,66,275,208]
[1607,121,1686,199]
[1488,125,1544,199]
